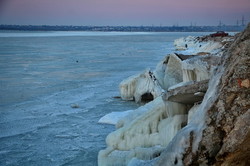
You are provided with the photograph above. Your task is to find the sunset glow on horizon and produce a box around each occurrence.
[0,0,250,26]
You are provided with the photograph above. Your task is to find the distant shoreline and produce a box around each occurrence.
[0,24,247,32]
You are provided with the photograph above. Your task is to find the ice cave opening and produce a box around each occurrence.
[141,93,154,102]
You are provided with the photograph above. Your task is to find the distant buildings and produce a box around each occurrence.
[0,24,247,32]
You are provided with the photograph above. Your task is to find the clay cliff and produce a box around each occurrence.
[155,24,250,166]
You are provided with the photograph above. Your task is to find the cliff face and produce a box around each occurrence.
[156,24,250,166]
[196,23,250,166]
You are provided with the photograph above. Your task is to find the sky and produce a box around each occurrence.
[0,0,250,26]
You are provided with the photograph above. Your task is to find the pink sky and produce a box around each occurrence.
[0,0,249,26]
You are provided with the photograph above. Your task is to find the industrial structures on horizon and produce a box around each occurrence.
[0,24,248,32]
[0,16,248,32]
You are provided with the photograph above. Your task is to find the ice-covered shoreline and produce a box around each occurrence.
[98,28,249,166]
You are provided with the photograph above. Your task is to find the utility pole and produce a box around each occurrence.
[241,15,246,26]
[219,20,222,27]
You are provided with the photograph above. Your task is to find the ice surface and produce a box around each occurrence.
[128,157,158,166]
[174,36,222,55]
[119,70,162,103]
[116,97,165,129]
[98,110,134,125]
[168,81,195,91]
[182,57,211,82]
[152,55,226,166]
[187,104,200,124]
[119,53,184,103]
[98,97,187,166]
[99,146,164,166]
[154,54,183,90]
[99,140,161,166]
[174,36,197,50]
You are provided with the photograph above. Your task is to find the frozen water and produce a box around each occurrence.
[98,110,134,125]
[0,31,210,165]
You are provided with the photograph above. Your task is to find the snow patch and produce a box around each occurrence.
[174,36,222,55]
[98,110,134,125]
[174,36,197,51]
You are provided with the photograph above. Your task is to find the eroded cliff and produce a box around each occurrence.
[99,25,250,166]
[155,24,250,166]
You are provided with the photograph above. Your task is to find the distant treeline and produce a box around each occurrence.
[0,24,247,32]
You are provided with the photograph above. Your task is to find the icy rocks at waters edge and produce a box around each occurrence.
[98,25,250,166]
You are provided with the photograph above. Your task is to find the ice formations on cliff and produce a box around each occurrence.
[187,104,200,124]
[98,97,187,166]
[182,57,210,82]
[98,34,225,166]
[119,51,217,103]
[154,54,183,90]
[119,70,162,103]
[119,53,186,102]
[182,54,221,82]
[174,36,222,54]
[154,58,225,166]
[174,36,197,51]
[175,35,223,83]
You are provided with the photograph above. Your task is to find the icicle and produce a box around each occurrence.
[98,97,187,166]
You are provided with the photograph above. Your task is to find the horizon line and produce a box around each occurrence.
[0,24,248,27]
